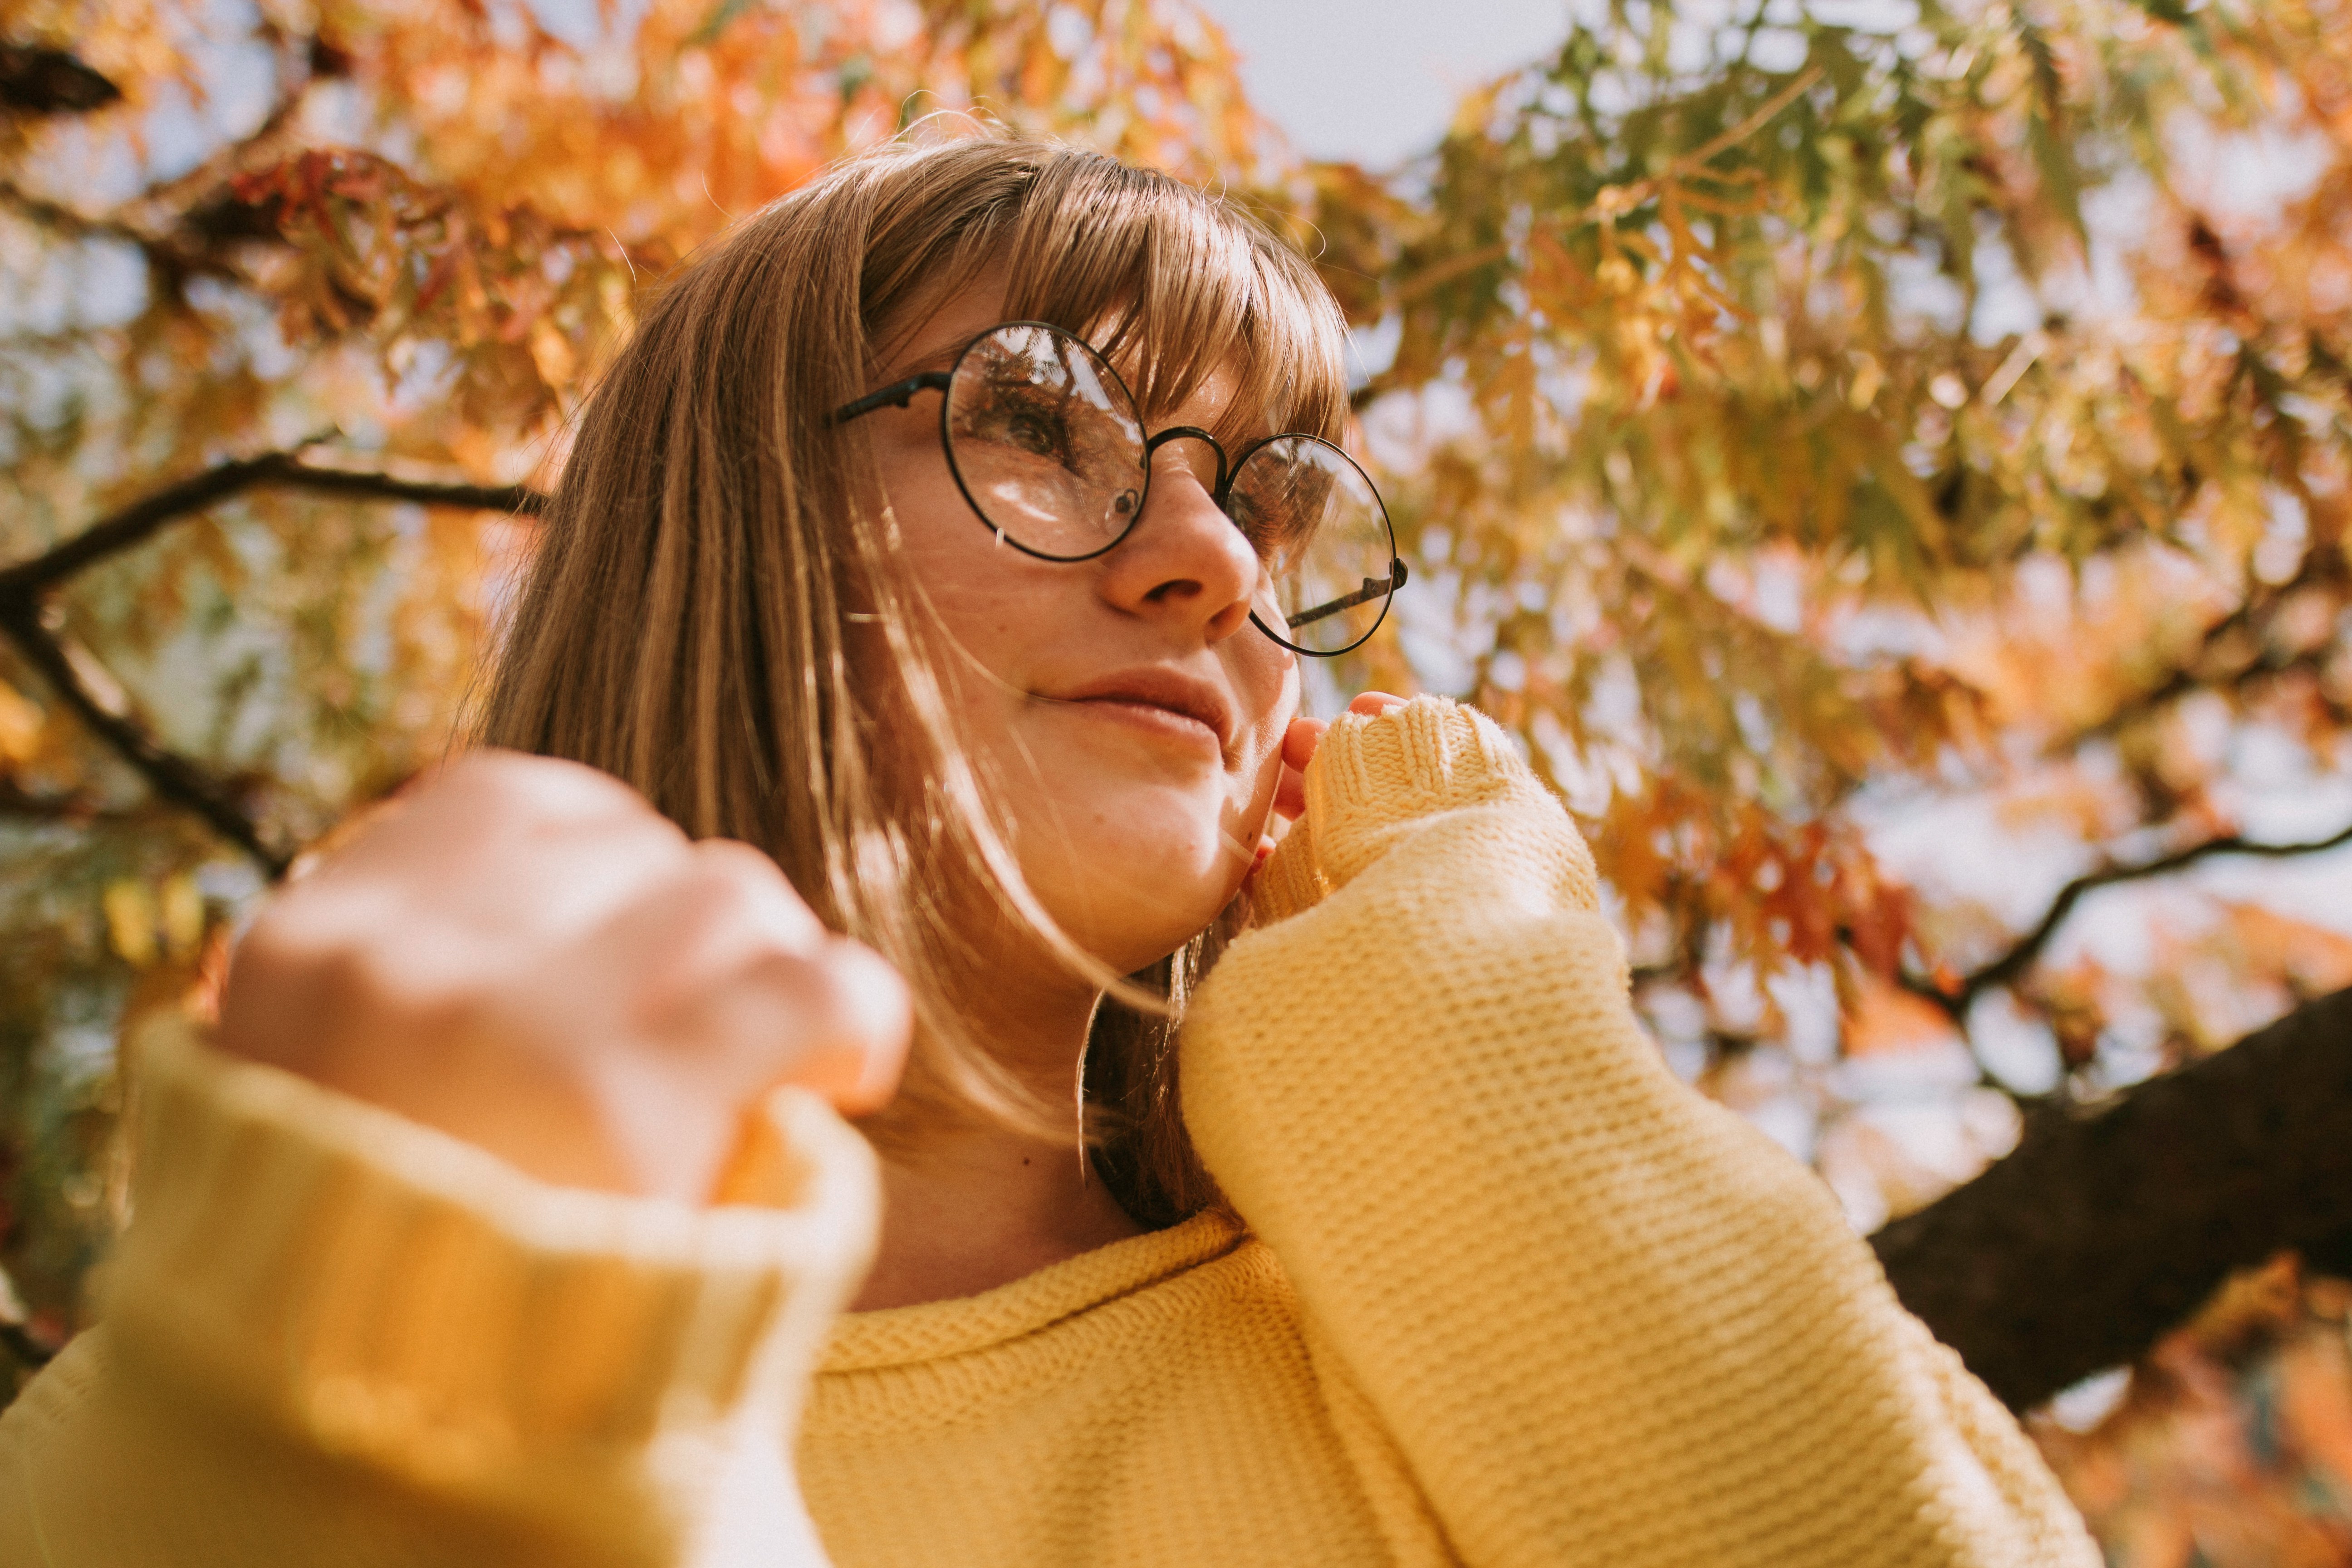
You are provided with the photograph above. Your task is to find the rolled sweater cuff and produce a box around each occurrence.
[1254,695,1596,919]
[106,1014,877,1526]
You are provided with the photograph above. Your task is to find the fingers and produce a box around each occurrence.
[676,838,831,953]
[1280,716,1329,773]
[214,741,914,1206]
[586,843,908,1112]
[1283,693,1406,773]
[360,750,659,868]
[274,751,686,958]
[705,952,909,1204]
[745,939,912,1116]
[412,755,686,931]
[1273,696,1408,823]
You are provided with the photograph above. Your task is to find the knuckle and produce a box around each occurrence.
[307,938,405,1015]
[684,839,823,936]
[667,854,769,925]
[686,836,786,886]
[224,906,462,1063]
[247,917,406,1012]
[444,750,663,832]
[776,939,911,1046]
[235,892,343,977]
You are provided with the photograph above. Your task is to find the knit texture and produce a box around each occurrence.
[0,696,2098,1568]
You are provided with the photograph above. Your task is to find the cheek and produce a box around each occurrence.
[887,470,1051,679]
[1219,643,1298,844]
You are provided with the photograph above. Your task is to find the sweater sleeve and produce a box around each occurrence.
[1179,695,2098,1568]
[0,1014,877,1568]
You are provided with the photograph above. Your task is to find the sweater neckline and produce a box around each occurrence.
[818,1208,1245,1372]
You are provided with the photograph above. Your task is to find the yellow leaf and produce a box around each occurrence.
[160,873,206,960]
[529,316,578,390]
[103,880,158,968]
[0,679,40,763]
[1847,353,1884,410]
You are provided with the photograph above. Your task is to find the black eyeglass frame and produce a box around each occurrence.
[831,319,1406,657]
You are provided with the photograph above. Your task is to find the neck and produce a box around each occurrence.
[848,957,1144,1312]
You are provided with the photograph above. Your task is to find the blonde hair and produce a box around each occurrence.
[479,131,1351,1223]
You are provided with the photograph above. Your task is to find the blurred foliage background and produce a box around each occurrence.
[4,0,2352,1558]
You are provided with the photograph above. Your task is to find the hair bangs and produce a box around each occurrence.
[988,157,1351,447]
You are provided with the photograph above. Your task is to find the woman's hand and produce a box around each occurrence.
[215,750,912,1205]
[1269,691,1410,827]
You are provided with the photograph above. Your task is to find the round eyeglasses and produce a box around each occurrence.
[832,320,1406,657]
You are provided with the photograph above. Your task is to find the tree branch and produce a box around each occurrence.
[1873,985,2352,1411]
[0,779,127,822]
[1904,818,2352,1018]
[5,40,343,294]
[0,603,288,875]
[127,44,318,217]
[0,179,157,253]
[2059,644,2345,754]
[0,452,538,871]
[0,452,545,598]
[0,43,121,115]
[0,176,254,296]
[2049,543,2350,756]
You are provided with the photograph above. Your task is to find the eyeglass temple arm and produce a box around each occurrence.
[832,372,953,426]
[1285,558,1409,630]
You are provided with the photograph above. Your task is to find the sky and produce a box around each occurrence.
[1190,0,1570,168]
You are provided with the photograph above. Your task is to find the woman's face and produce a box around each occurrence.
[859,283,1298,976]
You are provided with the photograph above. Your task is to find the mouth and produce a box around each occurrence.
[1042,668,1237,755]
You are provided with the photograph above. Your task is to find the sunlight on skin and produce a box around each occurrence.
[843,284,1408,1307]
[857,279,1299,979]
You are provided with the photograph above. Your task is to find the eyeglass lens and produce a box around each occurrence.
[941,323,1399,656]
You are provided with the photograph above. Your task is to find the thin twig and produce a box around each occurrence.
[1904,818,2352,1017]
[0,180,141,242]
[0,453,545,598]
[5,49,319,297]
[1679,66,1823,171]
[129,46,317,216]
[0,604,289,876]
[2047,547,2347,755]
[0,179,171,257]
[2059,646,2338,752]
[0,779,127,821]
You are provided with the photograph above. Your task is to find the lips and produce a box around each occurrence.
[1045,667,1237,751]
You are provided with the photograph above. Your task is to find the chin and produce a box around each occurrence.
[1057,866,1245,974]
[1016,808,1253,975]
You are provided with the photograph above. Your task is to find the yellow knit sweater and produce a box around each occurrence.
[0,698,2097,1568]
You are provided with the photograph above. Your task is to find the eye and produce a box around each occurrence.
[1004,407,1066,459]
[1223,485,1310,569]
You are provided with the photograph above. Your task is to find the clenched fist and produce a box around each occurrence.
[216,750,911,1204]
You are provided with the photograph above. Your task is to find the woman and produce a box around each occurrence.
[0,135,2097,1567]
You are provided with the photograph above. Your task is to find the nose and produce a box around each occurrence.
[1095,448,1263,646]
